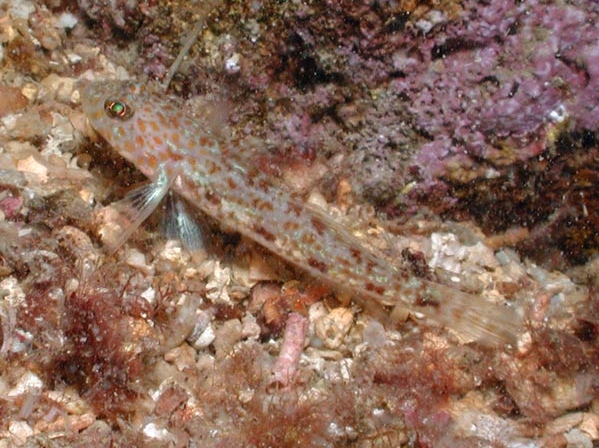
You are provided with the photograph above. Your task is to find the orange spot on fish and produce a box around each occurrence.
[123,139,135,153]
[166,146,183,161]
[147,154,158,169]
[171,132,181,147]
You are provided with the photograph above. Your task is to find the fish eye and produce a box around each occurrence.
[104,98,134,120]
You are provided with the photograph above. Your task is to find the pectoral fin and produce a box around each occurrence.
[98,168,172,252]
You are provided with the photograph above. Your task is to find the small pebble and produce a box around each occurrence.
[314,307,354,350]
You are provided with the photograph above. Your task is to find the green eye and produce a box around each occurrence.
[104,99,133,120]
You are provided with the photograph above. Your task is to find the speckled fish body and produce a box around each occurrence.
[82,81,522,346]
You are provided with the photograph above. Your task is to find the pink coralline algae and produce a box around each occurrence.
[270,312,308,388]
[393,0,599,172]
[379,0,599,263]
[141,33,170,80]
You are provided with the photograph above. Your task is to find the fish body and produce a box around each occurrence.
[82,81,522,346]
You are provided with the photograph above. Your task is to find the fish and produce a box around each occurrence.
[81,80,523,346]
